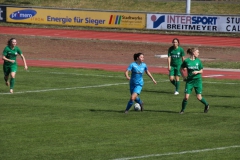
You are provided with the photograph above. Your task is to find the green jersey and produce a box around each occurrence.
[181,58,203,80]
[3,46,22,66]
[168,46,185,67]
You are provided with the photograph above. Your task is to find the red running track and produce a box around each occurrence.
[0,26,240,80]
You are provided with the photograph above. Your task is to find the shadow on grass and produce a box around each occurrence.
[206,94,237,98]
[89,109,178,114]
[143,89,173,95]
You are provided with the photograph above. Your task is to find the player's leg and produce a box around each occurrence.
[9,65,17,93]
[180,81,193,114]
[174,75,180,95]
[169,67,176,88]
[9,72,16,93]
[174,66,182,95]
[134,86,144,111]
[195,80,209,113]
[125,93,138,113]
[3,65,10,86]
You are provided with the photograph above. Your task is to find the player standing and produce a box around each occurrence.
[180,48,209,114]
[167,38,185,95]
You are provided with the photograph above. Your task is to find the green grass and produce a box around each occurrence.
[1,67,240,160]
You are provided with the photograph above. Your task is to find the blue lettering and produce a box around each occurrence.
[192,16,217,25]
[47,16,72,24]
[85,17,105,25]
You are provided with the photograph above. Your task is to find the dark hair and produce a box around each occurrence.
[187,48,198,55]
[172,38,180,45]
[7,38,16,46]
[133,53,143,61]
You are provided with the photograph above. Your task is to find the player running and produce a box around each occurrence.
[124,53,157,113]
[2,38,28,93]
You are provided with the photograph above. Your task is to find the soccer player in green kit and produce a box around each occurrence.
[167,38,185,95]
[2,38,28,93]
[180,48,209,114]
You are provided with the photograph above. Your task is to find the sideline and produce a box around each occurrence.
[112,145,240,160]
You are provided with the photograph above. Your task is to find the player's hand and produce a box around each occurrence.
[10,60,15,63]
[24,65,28,70]
[153,79,157,84]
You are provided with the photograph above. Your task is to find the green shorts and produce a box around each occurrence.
[184,78,202,94]
[169,65,181,76]
[3,64,18,76]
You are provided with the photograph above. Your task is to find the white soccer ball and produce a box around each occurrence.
[134,103,141,111]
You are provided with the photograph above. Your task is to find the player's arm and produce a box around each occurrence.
[180,67,187,81]
[192,69,203,75]
[20,54,28,70]
[167,56,171,71]
[125,70,130,80]
[2,55,15,63]
[145,70,157,84]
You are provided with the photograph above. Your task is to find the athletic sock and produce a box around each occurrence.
[199,97,208,106]
[10,78,15,89]
[181,99,187,111]
[125,100,134,111]
[135,97,142,104]
[4,77,8,82]
[170,80,176,87]
[176,81,180,92]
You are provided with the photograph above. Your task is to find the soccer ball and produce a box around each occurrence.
[134,103,141,111]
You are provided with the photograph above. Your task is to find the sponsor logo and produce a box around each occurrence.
[151,15,165,28]
[109,15,143,25]
[10,9,37,20]
[0,7,3,20]
[109,15,122,25]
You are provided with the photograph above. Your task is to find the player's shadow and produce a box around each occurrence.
[89,109,178,114]
[205,94,237,98]
[143,89,175,95]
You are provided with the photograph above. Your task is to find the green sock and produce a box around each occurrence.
[200,97,208,106]
[176,81,180,92]
[171,80,176,86]
[181,99,187,111]
[4,77,8,82]
[10,78,15,89]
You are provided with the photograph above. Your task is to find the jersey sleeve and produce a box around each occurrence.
[181,60,187,68]
[181,47,185,56]
[199,59,203,70]
[167,47,171,57]
[2,46,8,56]
[127,63,133,71]
[17,47,22,55]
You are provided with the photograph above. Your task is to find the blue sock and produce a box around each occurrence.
[125,100,134,111]
[135,97,142,104]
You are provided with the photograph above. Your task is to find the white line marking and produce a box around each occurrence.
[203,75,223,78]
[112,145,240,160]
[0,82,128,95]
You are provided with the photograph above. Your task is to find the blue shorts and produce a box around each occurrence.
[130,84,142,95]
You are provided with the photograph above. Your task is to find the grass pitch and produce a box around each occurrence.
[0,67,240,160]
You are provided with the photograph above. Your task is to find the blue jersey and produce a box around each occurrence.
[127,62,147,86]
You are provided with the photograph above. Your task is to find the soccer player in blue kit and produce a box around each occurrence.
[124,53,157,113]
